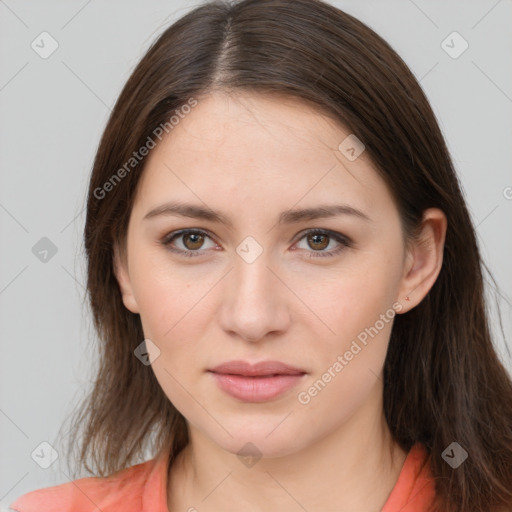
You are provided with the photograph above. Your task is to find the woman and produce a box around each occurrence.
[10,0,512,511]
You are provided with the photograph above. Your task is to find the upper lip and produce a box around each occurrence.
[209,360,306,377]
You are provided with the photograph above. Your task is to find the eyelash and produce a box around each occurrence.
[160,228,353,259]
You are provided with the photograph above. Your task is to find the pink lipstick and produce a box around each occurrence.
[208,360,307,402]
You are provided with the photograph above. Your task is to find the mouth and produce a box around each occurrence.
[208,360,307,402]
[208,360,306,377]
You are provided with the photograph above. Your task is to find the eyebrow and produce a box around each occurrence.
[143,201,372,227]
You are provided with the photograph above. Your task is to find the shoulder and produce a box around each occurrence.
[9,456,163,512]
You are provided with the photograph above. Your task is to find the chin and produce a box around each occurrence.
[210,425,307,461]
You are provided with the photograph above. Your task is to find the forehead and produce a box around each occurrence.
[133,91,392,220]
[155,91,354,162]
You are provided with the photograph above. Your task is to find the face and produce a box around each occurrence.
[114,91,423,459]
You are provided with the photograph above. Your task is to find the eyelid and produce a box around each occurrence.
[161,228,219,250]
[291,227,353,246]
[161,227,353,258]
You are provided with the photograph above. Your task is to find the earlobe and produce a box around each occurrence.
[112,242,140,314]
[396,208,447,314]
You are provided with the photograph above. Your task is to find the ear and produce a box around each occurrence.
[396,208,447,314]
[113,241,140,314]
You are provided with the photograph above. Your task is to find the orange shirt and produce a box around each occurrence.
[10,442,436,511]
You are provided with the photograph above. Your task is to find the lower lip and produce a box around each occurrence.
[209,372,306,402]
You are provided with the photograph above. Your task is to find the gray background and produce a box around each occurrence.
[1,0,511,507]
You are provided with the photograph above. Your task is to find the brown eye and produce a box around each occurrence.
[162,228,351,260]
[306,233,329,251]
[162,229,217,258]
[182,232,205,250]
[295,229,352,258]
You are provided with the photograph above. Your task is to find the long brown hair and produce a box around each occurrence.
[65,1,512,510]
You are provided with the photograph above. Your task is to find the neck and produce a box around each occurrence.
[167,384,407,512]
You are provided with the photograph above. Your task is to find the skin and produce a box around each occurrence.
[113,91,447,512]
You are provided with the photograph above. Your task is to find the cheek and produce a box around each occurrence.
[296,257,402,410]
[296,271,396,421]
[127,243,211,338]
[308,256,400,343]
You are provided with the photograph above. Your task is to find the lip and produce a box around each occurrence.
[209,360,306,377]
[208,360,307,402]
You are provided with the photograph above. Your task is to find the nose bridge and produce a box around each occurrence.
[232,241,276,307]
[219,237,289,341]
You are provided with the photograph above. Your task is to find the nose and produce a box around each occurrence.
[218,250,291,343]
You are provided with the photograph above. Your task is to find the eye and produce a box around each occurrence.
[161,229,218,258]
[160,228,352,259]
[293,229,352,258]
